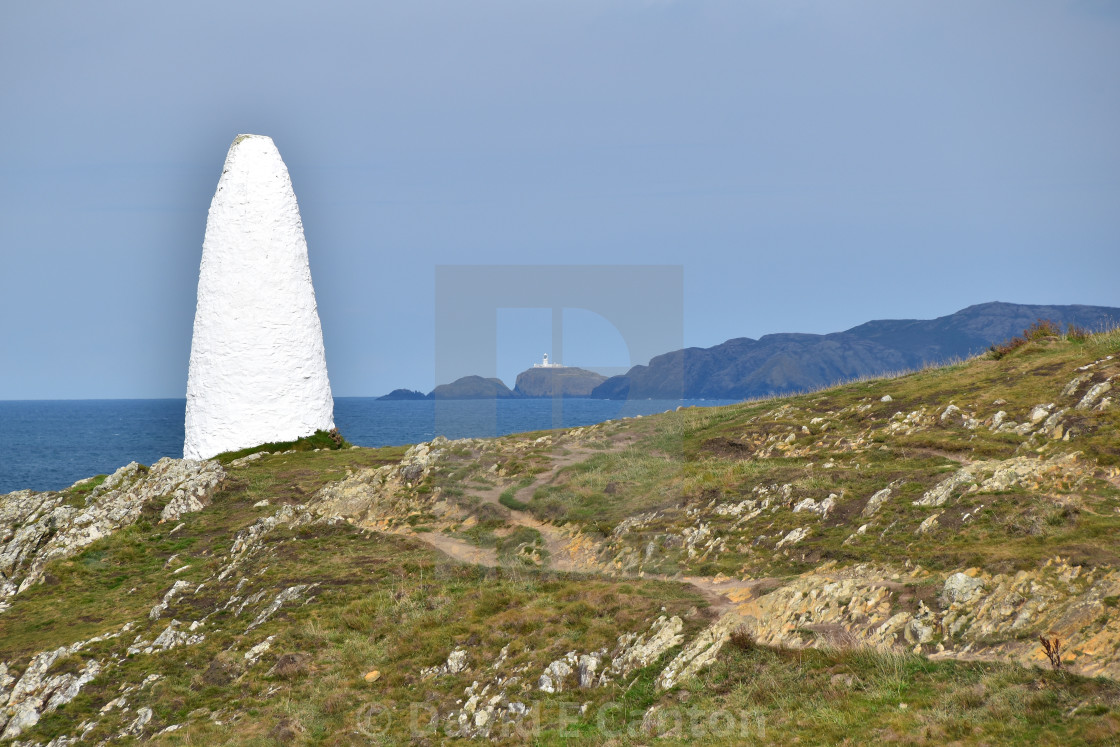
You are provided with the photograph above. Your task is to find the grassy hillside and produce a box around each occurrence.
[1,327,1119,744]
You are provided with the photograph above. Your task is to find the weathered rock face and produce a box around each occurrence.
[0,458,225,609]
[184,133,335,461]
[418,615,696,739]
[732,559,1120,680]
[309,437,457,526]
[0,493,319,741]
[0,627,127,739]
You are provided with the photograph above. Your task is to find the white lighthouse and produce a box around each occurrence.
[532,353,564,368]
[183,134,335,460]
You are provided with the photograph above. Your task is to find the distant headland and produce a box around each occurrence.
[378,354,607,400]
[379,303,1120,401]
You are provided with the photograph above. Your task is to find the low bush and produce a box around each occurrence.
[989,319,1062,359]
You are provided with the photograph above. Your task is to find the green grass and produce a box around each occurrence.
[532,327,1120,579]
[675,641,1120,745]
[213,428,353,464]
[499,485,530,511]
[61,473,108,507]
[6,438,708,745]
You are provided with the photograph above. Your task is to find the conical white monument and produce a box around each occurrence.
[184,134,335,460]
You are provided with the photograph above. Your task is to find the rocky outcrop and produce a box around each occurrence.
[376,388,428,401]
[1,497,328,742]
[0,624,133,739]
[513,367,607,398]
[913,453,1085,508]
[419,615,699,740]
[733,559,1120,679]
[430,376,519,400]
[606,616,685,680]
[656,614,738,690]
[421,649,470,680]
[0,458,224,607]
[309,437,463,525]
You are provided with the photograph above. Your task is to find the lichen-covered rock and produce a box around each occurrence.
[657,614,738,690]
[1062,374,1091,397]
[421,648,470,680]
[537,657,574,693]
[244,636,276,667]
[916,513,941,534]
[122,706,153,737]
[606,616,685,679]
[158,460,225,522]
[0,623,133,739]
[862,487,893,517]
[127,620,206,656]
[309,437,465,527]
[149,580,192,620]
[577,652,603,689]
[1076,378,1113,410]
[942,572,984,605]
[217,504,315,584]
[775,526,810,548]
[0,459,224,605]
[246,584,317,632]
[732,559,1120,679]
[914,454,1082,508]
[442,680,535,739]
[794,494,836,519]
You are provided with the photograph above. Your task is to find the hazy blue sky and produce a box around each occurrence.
[1,1,1118,398]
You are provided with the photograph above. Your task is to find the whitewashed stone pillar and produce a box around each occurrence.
[184,134,335,460]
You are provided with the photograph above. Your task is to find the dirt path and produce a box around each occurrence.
[399,520,758,615]
[413,529,499,567]
[381,437,767,615]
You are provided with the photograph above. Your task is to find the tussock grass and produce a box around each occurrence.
[675,642,1120,745]
[214,428,352,464]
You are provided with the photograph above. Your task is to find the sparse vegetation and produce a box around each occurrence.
[214,428,352,464]
[987,318,1111,360]
[1041,635,1064,671]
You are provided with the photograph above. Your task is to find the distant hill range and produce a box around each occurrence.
[590,302,1120,400]
[377,303,1120,401]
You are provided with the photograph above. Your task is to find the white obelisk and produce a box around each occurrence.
[184,134,335,460]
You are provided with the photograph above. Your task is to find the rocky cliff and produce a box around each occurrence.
[513,366,607,398]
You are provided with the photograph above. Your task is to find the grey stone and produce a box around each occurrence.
[942,572,984,606]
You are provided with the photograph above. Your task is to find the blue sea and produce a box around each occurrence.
[0,397,737,494]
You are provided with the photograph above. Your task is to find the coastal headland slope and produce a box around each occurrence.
[2,325,1120,743]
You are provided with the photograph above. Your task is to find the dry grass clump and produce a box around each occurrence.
[729,625,757,652]
[988,319,1063,359]
[269,652,311,679]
